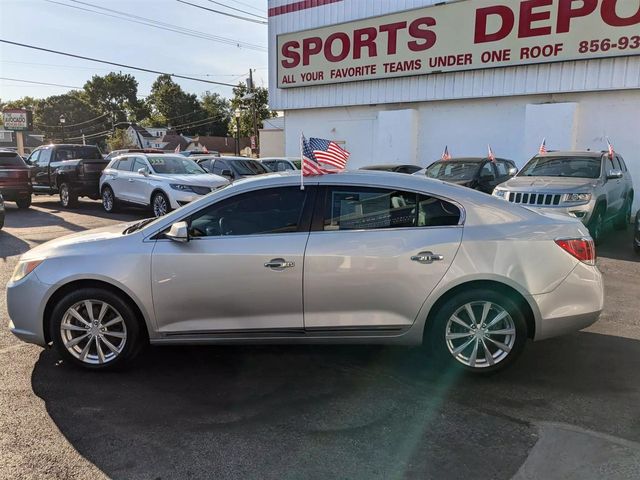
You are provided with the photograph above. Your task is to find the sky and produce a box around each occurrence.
[0,0,268,102]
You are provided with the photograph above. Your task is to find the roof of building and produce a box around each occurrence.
[160,134,190,152]
[129,124,154,138]
[187,136,251,153]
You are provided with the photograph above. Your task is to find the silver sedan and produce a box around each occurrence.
[7,171,603,373]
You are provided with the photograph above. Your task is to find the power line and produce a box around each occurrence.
[221,0,265,15]
[205,0,267,20]
[0,77,83,89]
[176,0,268,25]
[0,39,238,87]
[43,0,266,51]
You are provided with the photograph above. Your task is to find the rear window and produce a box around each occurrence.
[0,152,26,167]
[55,146,103,161]
[231,160,269,175]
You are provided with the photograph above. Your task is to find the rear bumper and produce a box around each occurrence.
[532,262,604,341]
[70,179,100,197]
[0,184,32,200]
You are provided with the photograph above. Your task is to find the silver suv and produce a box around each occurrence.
[493,151,634,243]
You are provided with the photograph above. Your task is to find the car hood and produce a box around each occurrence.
[151,173,228,186]
[20,222,137,261]
[498,176,598,192]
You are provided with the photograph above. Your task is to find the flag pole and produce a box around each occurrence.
[299,131,304,190]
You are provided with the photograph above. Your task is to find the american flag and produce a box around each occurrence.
[539,138,547,154]
[441,145,452,161]
[310,137,350,170]
[174,144,181,153]
[607,138,615,158]
[301,134,327,176]
[487,144,496,162]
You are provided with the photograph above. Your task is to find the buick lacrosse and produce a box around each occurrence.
[7,171,603,373]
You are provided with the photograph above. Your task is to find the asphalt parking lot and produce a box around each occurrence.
[1,197,639,480]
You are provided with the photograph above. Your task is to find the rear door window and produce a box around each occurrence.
[117,158,134,171]
[0,153,26,167]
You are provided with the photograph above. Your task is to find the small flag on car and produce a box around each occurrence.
[487,144,496,162]
[299,134,350,188]
[174,144,180,153]
[607,138,615,158]
[539,138,547,154]
[442,145,452,161]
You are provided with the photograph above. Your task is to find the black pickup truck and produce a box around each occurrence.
[26,144,109,207]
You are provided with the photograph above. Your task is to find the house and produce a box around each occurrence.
[0,130,44,154]
[259,116,285,157]
[161,134,191,152]
[185,135,251,155]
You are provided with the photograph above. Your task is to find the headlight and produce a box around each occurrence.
[170,184,195,193]
[493,189,507,198]
[564,193,592,203]
[11,259,44,282]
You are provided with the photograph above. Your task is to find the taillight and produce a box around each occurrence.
[555,238,596,265]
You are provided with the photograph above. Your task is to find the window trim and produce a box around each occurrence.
[311,184,465,233]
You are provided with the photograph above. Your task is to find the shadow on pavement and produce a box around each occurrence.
[30,198,147,223]
[31,331,640,480]
[597,226,639,262]
[0,229,32,259]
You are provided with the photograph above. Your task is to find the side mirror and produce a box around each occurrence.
[138,167,149,176]
[607,169,623,180]
[166,221,189,243]
[508,167,518,176]
[221,169,233,179]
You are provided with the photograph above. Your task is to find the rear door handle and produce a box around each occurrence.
[411,252,444,264]
[264,258,295,269]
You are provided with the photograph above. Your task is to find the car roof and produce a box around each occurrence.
[361,164,420,169]
[219,156,259,161]
[431,157,513,163]
[533,151,604,158]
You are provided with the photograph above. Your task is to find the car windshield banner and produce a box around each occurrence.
[276,0,640,88]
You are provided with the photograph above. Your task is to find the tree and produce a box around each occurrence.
[146,75,205,135]
[83,72,147,123]
[229,83,276,139]
[33,92,103,142]
[199,91,231,137]
[105,128,137,151]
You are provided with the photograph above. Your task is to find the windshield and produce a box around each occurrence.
[425,162,479,181]
[55,146,102,160]
[0,153,26,167]
[519,156,601,178]
[231,159,269,175]
[148,155,206,175]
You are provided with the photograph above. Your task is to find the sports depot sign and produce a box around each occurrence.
[277,0,640,88]
[2,109,34,131]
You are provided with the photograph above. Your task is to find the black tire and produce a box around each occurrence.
[614,198,632,231]
[16,196,32,209]
[102,185,118,213]
[50,288,145,371]
[151,191,170,217]
[427,288,528,374]
[59,182,78,208]
[588,206,605,245]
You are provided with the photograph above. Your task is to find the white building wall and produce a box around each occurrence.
[284,90,640,210]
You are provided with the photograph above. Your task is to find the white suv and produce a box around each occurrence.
[99,154,228,216]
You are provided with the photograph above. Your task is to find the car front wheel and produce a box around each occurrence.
[50,288,145,370]
[428,289,528,374]
[151,191,170,217]
[102,186,118,213]
[588,207,604,245]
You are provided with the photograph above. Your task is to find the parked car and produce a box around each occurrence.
[105,148,164,161]
[99,153,228,217]
[195,155,270,181]
[0,193,4,230]
[8,171,603,373]
[418,157,518,194]
[361,164,423,174]
[26,144,108,208]
[0,151,32,209]
[635,210,640,255]
[180,150,220,157]
[260,157,301,171]
[493,151,634,244]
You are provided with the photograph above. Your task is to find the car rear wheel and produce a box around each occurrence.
[50,288,144,370]
[16,196,32,209]
[614,198,632,231]
[428,289,528,374]
[151,191,170,217]
[102,186,118,213]
[59,182,78,208]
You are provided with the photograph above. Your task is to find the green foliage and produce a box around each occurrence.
[106,128,137,151]
[229,82,276,139]
[83,72,146,122]
[34,92,103,142]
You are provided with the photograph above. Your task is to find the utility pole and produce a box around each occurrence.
[249,69,259,157]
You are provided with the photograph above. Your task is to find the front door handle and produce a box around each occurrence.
[264,258,295,269]
[411,252,444,264]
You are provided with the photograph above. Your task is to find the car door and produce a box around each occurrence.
[477,161,499,193]
[151,185,315,333]
[604,154,624,217]
[303,185,463,329]
[31,149,51,190]
[128,157,152,204]
[110,156,135,202]
[494,160,514,185]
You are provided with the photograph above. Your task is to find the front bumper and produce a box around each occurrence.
[7,272,50,347]
[532,261,604,341]
[168,189,209,209]
[497,193,596,224]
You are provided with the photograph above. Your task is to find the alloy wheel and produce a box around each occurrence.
[445,301,516,368]
[153,194,168,217]
[60,300,127,365]
[60,184,69,207]
[103,188,114,212]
